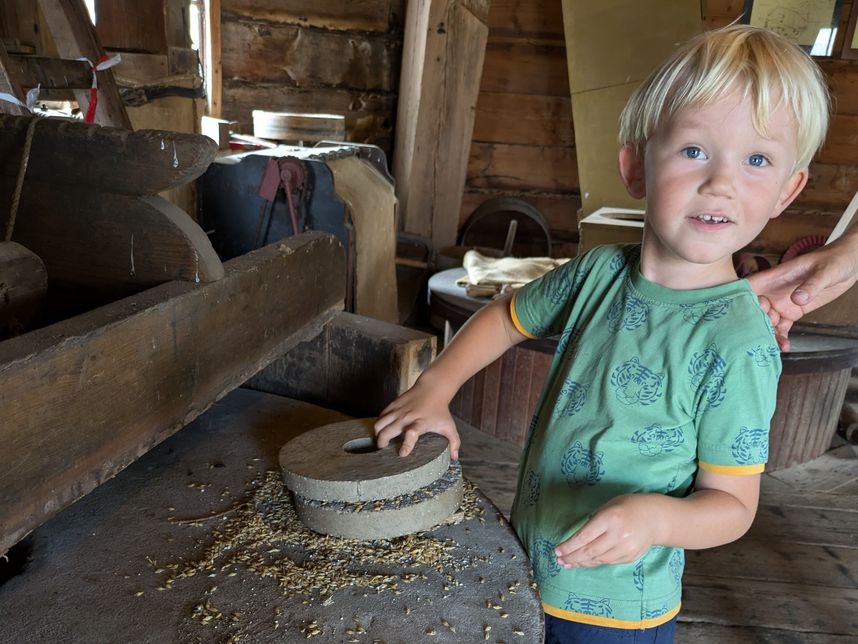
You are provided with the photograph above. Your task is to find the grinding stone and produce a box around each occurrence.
[293,461,464,540]
[279,418,450,502]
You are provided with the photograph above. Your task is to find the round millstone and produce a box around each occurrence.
[279,418,450,503]
[293,461,464,540]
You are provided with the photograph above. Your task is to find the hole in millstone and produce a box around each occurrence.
[343,437,379,454]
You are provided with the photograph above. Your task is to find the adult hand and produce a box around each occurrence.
[553,494,660,568]
[747,237,858,351]
[374,378,461,460]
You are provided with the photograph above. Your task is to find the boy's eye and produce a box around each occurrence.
[747,154,770,167]
[681,146,706,160]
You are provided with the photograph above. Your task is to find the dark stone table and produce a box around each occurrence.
[0,388,543,643]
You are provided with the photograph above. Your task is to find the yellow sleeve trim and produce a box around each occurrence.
[543,602,680,630]
[509,293,538,340]
[698,461,765,475]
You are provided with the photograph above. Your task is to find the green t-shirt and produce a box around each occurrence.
[509,244,781,629]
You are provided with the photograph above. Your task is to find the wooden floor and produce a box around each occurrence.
[457,421,858,642]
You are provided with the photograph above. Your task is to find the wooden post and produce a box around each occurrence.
[205,0,222,118]
[393,0,490,250]
[36,0,132,128]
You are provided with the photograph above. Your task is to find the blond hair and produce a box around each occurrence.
[618,25,829,169]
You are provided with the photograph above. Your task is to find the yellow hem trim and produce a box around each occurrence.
[698,461,765,475]
[509,293,538,340]
[543,602,680,630]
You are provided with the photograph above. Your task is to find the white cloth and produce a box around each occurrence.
[456,250,570,298]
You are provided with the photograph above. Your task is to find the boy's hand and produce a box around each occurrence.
[554,494,660,568]
[374,380,461,460]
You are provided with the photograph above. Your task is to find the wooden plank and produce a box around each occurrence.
[685,539,858,589]
[0,114,217,197]
[394,0,490,248]
[798,162,858,209]
[5,54,92,89]
[467,142,580,193]
[36,0,131,129]
[487,0,564,40]
[821,59,858,116]
[8,186,224,289]
[223,0,404,33]
[247,311,436,417]
[111,52,169,85]
[481,354,502,435]
[221,83,395,151]
[0,230,345,555]
[480,40,569,96]
[748,503,858,548]
[206,0,222,118]
[94,0,168,54]
[0,242,47,337]
[0,40,26,116]
[677,622,858,643]
[682,574,858,635]
[767,444,858,494]
[817,113,858,166]
[473,91,574,146]
[509,347,534,445]
[220,19,398,91]
[703,0,744,19]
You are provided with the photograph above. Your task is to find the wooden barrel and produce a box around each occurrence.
[429,268,555,446]
[768,332,858,471]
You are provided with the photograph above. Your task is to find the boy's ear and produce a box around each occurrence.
[618,144,646,199]
[772,167,809,219]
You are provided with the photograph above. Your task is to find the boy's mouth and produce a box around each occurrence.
[693,214,732,224]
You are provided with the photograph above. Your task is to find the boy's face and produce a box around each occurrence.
[619,88,808,289]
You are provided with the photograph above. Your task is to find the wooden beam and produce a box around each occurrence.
[5,54,91,89]
[205,0,222,117]
[8,187,224,289]
[0,114,217,196]
[93,0,168,54]
[394,0,490,248]
[247,311,436,417]
[0,40,26,116]
[0,231,345,555]
[36,0,131,128]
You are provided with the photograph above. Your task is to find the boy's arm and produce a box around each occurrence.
[374,294,528,459]
[554,471,760,568]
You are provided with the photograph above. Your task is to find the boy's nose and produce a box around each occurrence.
[700,162,735,198]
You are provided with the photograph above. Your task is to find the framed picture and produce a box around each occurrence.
[742,0,843,56]
[842,2,858,60]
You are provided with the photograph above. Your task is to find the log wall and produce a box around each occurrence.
[461,0,580,257]
[219,0,406,155]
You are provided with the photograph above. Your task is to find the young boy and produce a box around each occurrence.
[375,25,830,642]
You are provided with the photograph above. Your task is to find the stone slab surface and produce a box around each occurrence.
[0,388,543,643]
[280,417,450,502]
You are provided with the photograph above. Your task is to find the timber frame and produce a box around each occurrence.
[0,232,345,555]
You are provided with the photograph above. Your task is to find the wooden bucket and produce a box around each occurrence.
[768,332,858,471]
